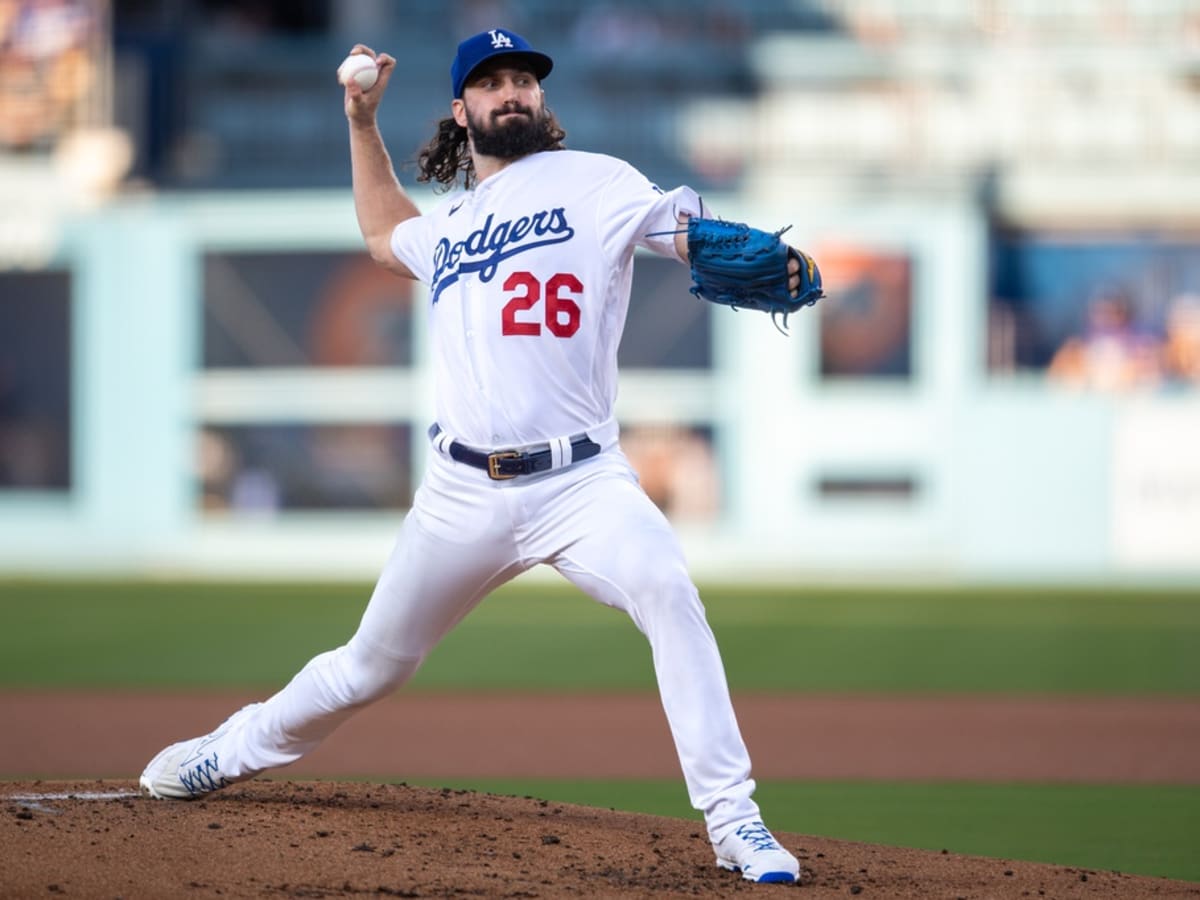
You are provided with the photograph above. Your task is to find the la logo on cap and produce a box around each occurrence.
[489,29,514,49]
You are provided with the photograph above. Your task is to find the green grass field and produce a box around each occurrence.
[2,580,1198,693]
[2,579,1198,881]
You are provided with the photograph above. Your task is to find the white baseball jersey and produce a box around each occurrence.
[389,150,701,448]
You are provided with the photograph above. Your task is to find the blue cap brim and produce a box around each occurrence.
[455,50,553,98]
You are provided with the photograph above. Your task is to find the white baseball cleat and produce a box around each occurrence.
[713,819,801,884]
[139,703,260,800]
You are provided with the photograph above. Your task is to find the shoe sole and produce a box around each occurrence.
[755,871,799,883]
[716,859,799,884]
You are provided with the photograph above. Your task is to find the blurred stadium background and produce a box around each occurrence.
[3,0,1200,583]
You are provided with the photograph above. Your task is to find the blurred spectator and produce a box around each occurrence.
[1047,289,1163,392]
[196,427,238,511]
[0,0,95,151]
[1162,293,1200,388]
[621,424,719,523]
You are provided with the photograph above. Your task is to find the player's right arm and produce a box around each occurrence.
[343,45,420,278]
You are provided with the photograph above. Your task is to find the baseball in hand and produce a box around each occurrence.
[337,53,378,90]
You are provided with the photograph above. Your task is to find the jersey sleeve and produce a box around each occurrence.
[596,161,702,263]
[389,214,436,283]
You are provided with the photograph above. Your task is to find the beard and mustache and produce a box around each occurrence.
[465,101,550,160]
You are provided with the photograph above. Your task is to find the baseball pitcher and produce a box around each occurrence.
[140,27,823,886]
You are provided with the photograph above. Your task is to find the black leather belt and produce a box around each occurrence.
[429,424,601,481]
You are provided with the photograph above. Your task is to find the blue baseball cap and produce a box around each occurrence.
[451,28,553,98]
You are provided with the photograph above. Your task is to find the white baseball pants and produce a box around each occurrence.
[221,445,761,841]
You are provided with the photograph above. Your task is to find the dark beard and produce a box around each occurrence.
[466,104,548,160]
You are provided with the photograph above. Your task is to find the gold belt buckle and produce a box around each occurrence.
[487,450,521,480]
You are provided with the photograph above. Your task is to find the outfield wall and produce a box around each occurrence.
[1,181,1198,584]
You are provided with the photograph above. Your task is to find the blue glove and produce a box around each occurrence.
[686,217,824,332]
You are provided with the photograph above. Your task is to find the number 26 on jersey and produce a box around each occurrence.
[501,271,582,338]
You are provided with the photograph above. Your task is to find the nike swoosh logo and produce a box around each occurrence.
[449,201,465,216]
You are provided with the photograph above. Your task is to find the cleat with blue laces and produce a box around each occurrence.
[713,819,801,884]
[139,703,260,800]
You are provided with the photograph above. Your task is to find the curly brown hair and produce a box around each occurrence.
[415,110,566,192]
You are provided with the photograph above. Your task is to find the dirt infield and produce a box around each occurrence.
[4,691,1200,782]
[2,691,1199,898]
[3,780,1199,899]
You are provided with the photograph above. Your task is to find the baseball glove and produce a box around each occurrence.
[686,217,824,333]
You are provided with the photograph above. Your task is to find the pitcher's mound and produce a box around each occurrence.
[2,780,1196,898]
